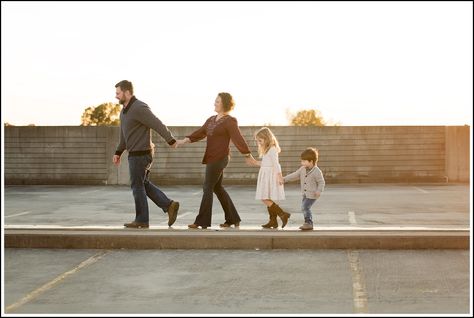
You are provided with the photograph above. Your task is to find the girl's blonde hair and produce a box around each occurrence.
[254,127,281,157]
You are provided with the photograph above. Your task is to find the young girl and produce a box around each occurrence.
[251,127,291,228]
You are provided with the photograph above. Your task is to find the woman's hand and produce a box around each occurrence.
[245,154,259,167]
[175,138,190,148]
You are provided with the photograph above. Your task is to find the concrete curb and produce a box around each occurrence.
[4,227,470,250]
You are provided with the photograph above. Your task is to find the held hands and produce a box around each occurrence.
[278,174,284,185]
[244,154,259,167]
[172,138,190,149]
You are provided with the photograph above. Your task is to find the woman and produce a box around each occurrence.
[176,92,255,229]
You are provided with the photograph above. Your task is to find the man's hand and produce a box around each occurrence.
[171,141,179,149]
[175,139,185,147]
[113,155,121,166]
[315,191,321,199]
[174,138,189,148]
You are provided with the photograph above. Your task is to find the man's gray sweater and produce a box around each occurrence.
[115,97,176,156]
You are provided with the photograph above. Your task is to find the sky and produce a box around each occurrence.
[1,1,473,126]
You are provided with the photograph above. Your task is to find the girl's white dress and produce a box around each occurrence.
[255,146,285,200]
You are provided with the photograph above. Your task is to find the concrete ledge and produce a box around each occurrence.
[4,227,470,250]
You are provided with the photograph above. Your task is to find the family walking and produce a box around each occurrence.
[112,80,325,231]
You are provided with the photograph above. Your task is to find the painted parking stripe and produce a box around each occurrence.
[347,250,369,313]
[78,189,101,195]
[5,250,109,313]
[5,211,31,218]
[413,186,429,194]
[348,211,357,225]
[158,211,193,225]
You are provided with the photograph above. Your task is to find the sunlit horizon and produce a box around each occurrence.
[2,2,473,127]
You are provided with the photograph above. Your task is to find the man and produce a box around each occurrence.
[113,80,179,228]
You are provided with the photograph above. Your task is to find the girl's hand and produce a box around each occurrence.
[278,175,284,185]
[253,158,260,166]
[246,155,260,167]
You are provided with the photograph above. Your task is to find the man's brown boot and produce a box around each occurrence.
[124,221,149,229]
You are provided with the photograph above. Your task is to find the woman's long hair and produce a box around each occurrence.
[255,127,281,157]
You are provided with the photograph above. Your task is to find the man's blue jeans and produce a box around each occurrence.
[301,195,317,224]
[128,153,172,223]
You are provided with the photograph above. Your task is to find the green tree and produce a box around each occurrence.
[288,109,326,126]
[81,102,121,126]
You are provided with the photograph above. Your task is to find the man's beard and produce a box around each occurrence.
[119,98,126,105]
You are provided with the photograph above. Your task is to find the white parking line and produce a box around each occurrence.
[347,250,368,313]
[413,186,429,194]
[5,211,31,218]
[6,250,109,313]
[348,211,357,225]
[79,189,101,195]
[176,211,193,219]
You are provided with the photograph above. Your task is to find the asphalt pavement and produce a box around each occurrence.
[3,183,472,315]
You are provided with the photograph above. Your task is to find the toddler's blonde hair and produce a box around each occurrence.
[254,127,281,157]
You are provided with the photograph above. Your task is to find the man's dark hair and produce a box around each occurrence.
[300,147,319,164]
[218,92,235,112]
[115,80,134,95]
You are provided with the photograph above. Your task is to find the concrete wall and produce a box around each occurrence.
[445,126,470,183]
[4,125,470,185]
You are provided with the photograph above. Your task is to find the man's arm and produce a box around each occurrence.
[115,125,126,156]
[138,105,176,146]
[113,126,126,166]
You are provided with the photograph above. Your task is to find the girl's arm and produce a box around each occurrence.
[268,147,284,184]
[268,147,282,173]
[277,171,284,185]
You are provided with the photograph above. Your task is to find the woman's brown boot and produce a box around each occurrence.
[261,207,278,228]
[270,203,291,228]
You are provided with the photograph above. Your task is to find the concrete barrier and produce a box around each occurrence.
[4,125,470,185]
[4,228,469,250]
[445,126,470,182]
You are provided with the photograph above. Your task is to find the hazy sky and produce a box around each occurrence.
[2,1,473,126]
